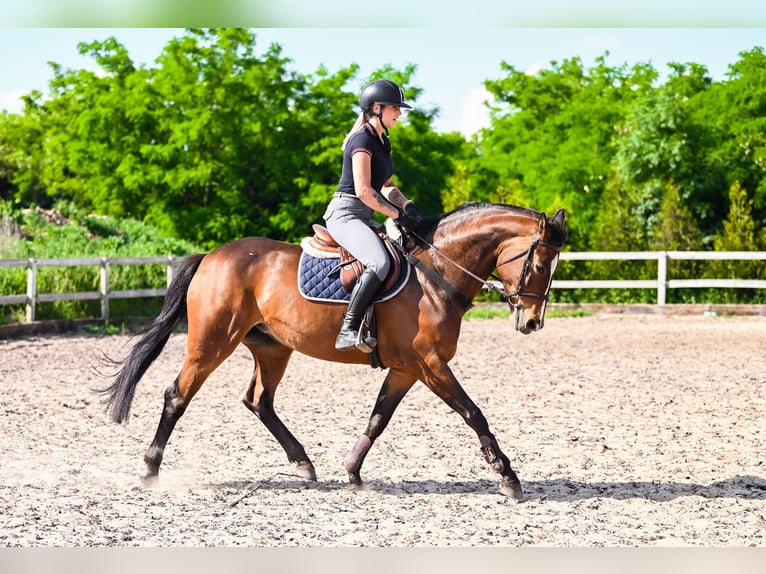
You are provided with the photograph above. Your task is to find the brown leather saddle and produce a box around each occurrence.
[308,223,403,293]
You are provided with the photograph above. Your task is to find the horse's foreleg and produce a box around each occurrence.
[241,344,316,481]
[345,370,415,487]
[423,366,523,500]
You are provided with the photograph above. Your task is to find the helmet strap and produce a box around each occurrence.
[376,105,390,136]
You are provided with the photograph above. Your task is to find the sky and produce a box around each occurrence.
[1,27,765,137]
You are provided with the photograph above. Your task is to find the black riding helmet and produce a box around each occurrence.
[360,79,413,112]
[359,80,412,135]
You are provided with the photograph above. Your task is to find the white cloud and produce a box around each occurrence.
[460,86,492,138]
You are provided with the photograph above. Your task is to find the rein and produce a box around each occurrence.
[405,226,562,312]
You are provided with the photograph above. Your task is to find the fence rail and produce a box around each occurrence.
[1,251,765,324]
[0,256,181,322]
[554,250,766,304]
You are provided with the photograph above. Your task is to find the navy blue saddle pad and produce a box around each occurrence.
[297,251,410,304]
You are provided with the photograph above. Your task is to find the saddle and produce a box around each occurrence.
[307,223,403,292]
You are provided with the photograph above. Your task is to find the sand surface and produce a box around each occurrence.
[1,313,764,546]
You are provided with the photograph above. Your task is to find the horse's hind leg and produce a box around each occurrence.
[344,370,416,488]
[142,329,244,485]
[241,331,316,481]
[142,377,188,484]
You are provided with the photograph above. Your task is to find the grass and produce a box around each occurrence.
[81,322,130,335]
[463,305,592,320]
[463,305,592,321]
[547,307,592,318]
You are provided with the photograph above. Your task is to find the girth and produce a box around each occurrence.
[308,224,403,293]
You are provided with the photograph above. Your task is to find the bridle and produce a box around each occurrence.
[492,233,562,310]
[404,227,562,312]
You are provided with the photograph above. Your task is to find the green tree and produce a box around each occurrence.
[698,47,766,228]
[614,62,720,241]
[476,55,657,250]
[709,181,766,302]
[652,180,703,251]
[1,29,461,249]
[714,181,761,252]
[0,106,49,207]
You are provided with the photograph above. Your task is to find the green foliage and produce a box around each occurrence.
[652,181,703,251]
[473,56,656,250]
[0,201,199,322]
[613,62,724,240]
[2,31,766,311]
[463,306,510,320]
[546,307,592,318]
[712,48,766,219]
[707,182,766,303]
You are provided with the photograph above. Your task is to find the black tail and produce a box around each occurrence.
[97,253,206,423]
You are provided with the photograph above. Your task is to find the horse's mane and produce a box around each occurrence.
[413,202,567,245]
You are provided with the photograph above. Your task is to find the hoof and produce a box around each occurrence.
[347,470,363,488]
[345,481,365,492]
[139,472,159,488]
[500,478,524,501]
[295,461,317,481]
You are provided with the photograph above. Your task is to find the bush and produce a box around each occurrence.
[0,201,200,322]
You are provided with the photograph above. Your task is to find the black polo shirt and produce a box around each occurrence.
[337,122,394,195]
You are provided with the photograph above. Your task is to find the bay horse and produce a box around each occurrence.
[99,202,567,499]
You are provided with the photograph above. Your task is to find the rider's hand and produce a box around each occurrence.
[395,210,418,232]
[403,201,422,221]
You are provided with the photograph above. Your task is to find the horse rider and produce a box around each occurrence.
[323,79,423,351]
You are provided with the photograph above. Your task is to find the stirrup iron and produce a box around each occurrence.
[355,306,377,353]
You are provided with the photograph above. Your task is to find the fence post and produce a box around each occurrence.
[100,257,110,321]
[657,252,668,305]
[166,256,175,287]
[26,258,37,323]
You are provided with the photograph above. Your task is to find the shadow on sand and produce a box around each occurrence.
[211,474,766,503]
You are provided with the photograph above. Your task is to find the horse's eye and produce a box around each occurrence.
[535,264,545,274]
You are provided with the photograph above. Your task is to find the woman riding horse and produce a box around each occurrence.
[99,202,566,500]
[324,79,422,351]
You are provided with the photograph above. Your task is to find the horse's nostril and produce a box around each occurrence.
[526,319,541,331]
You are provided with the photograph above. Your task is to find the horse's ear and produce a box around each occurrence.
[547,208,568,244]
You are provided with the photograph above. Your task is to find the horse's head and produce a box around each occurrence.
[495,208,567,334]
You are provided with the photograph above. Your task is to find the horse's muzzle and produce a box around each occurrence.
[514,308,542,334]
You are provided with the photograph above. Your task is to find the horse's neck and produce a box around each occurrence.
[425,210,536,289]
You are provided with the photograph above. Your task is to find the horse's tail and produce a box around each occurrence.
[97,253,206,424]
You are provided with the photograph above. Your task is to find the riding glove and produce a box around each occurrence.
[403,201,423,220]
[396,211,419,232]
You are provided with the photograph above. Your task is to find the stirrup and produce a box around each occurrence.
[355,330,376,354]
[355,306,377,353]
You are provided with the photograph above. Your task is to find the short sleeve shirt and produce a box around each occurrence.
[336,123,394,195]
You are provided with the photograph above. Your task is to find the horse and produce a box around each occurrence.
[98,202,567,500]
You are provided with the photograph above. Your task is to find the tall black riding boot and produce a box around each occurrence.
[335,268,383,351]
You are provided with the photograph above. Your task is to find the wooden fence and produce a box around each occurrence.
[1,251,766,324]
[553,250,766,304]
[0,256,181,322]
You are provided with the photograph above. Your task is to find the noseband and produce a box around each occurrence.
[491,233,562,310]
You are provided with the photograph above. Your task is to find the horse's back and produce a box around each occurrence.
[186,236,300,316]
[186,236,356,356]
[198,236,300,280]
